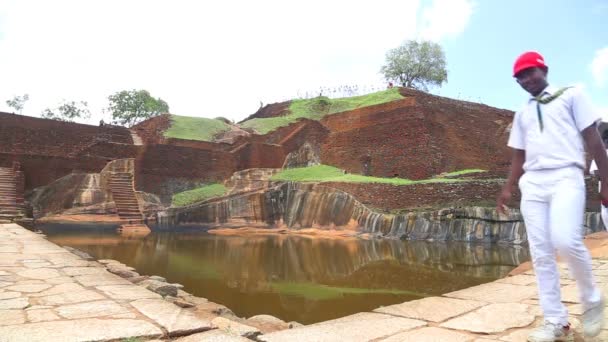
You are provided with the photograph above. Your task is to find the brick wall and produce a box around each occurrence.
[318,90,513,180]
[135,144,237,197]
[0,112,132,157]
[231,143,285,170]
[324,176,601,212]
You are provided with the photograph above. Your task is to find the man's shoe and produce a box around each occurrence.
[583,296,605,337]
[527,321,573,342]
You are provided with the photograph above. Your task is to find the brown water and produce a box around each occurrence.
[40,223,530,324]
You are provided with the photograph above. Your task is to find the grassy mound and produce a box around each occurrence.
[171,183,228,207]
[270,165,478,185]
[164,114,232,142]
[241,88,404,134]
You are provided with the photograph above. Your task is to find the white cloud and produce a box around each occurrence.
[418,0,475,42]
[0,0,473,124]
[591,47,608,88]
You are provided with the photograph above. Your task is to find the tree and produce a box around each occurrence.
[6,94,29,114]
[380,40,448,91]
[107,89,169,127]
[41,100,91,122]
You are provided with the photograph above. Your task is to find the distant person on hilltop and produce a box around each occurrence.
[497,51,607,341]
[589,131,608,230]
[387,82,394,89]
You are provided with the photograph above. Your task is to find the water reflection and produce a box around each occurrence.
[41,223,530,324]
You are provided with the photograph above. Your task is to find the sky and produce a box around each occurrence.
[0,0,606,125]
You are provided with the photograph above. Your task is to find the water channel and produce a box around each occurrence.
[39,223,531,324]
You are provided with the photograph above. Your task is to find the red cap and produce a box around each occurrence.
[513,51,547,77]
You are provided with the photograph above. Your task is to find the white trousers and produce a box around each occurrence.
[602,206,608,230]
[520,166,602,325]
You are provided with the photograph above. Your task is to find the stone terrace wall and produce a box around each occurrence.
[135,144,237,203]
[320,100,436,179]
[323,176,601,212]
[322,181,516,211]
[130,114,171,144]
[231,143,285,170]
[0,112,132,157]
[0,153,108,190]
[318,90,513,180]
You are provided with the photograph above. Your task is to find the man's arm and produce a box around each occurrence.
[583,124,608,199]
[497,148,525,214]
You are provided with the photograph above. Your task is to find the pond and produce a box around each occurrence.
[39,223,530,324]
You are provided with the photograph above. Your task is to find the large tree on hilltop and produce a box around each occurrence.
[41,100,91,122]
[380,40,447,91]
[107,89,169,127]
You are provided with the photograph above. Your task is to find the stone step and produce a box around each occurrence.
[113,195,137,199]
[117,209,140,214]
[116,206,140,211]
[112,192,136,196]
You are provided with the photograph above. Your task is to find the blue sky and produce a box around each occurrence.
[437,0,608,113]
[0,0,606,123]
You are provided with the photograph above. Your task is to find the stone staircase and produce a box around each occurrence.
[109,172,143,222]
[0,167,25,222]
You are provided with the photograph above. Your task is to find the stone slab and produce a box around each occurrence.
[495,275,537,286]
[259,312,426,342]
[131,298,212,336]
[96,285,161,300]
[212,316,260,338]
[56,300,132,319]
[26,309,61,323]
[174,330,251,341]
[74,274,132,287]
[374,296,486,322]
[30,283,85,297]
[38,290,105,306]
[0,297,29,309]
[0,291,21,300]
[379,327,472,342]
[0,310,25,326]
[5,284,52,293]
[440,303,535,334]
[444,282,537,303]
[16,268,61,280]
[62,267,107,276]
[0,318,163,342]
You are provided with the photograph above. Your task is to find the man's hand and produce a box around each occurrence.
[496,185,512,215]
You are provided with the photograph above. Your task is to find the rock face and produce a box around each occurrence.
[282,142,321,169]
[224,169,280,195]
[158,182,603,244]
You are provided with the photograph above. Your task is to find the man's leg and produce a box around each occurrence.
[522,197,569,325]
[550,183,602,311]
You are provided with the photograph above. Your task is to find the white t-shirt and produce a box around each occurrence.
[508,85,600,171]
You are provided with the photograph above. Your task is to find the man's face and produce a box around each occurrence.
[515,67,547,96]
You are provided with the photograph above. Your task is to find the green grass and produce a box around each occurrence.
[241,88,404,134]
[270,281,428,301]
[164,114,232,141]
[435,169,486,178]
[171,183,228,207]
[270,165,469,185]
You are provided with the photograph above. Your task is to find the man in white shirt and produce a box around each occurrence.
[589,132,608,230]
[497,51,607,341]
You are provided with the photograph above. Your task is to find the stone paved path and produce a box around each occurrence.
[0,223,216,342]
[259,244,608,342]
[2,223,608,342]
